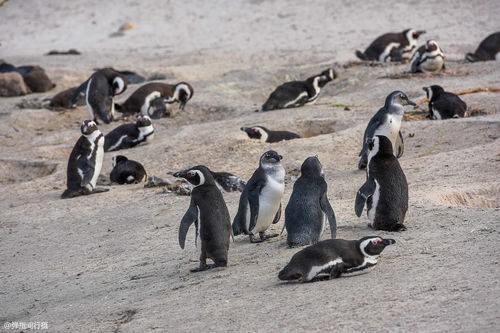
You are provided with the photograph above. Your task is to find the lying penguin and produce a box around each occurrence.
[410,40,445,73]
[110,155,147,184]
[423,85,467,120]
[0,62,56,93]
[466,32,500,62]
[278,236,396,282]
[173,168,246,193]
[104,115,154,152]
[240,126,300,143]
[261,68,336,111]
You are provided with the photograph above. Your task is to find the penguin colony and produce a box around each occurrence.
[53,29,499,281]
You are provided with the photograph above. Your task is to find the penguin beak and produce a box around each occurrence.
[406,99,416,106]
[422,87,428,92]
[382,239,396,246]
[173,170,187,179]
[416,30,426,37]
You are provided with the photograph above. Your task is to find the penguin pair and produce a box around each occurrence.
[466,32,500,62]
[423,85,467,120]
[410,40,445,73]
[104,115,154,152]
[261,68,336,111]
[0,62,56,93]
[355,29,426,62]
[110,156,147,184]
[240,126,300,143]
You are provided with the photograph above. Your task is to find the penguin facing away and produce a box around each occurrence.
[466,32,500,62]
[355,135,409,231]
[110,155,147,184]
[241,126,300,143]
[104,115,154,152]
[62,120,108,199]
[232,150,285,243]
[410,40,445,73]
[278,236,396,282]
[175,166,232,272]
[358,91,415,169]
[284,156,336,248]
[423,85,467,120]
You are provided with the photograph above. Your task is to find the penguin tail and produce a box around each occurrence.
[355,50,367,61]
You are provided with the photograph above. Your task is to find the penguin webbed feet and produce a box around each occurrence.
[250,232,279,243]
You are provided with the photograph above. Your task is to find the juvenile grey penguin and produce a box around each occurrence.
[241,126,300,143]
[284,156,336,247]
[261,68,336,111]
[355,29,426,62]
[175,166,231,272]
[355,135,409,231]
[278,236,396,282]
[115,82,194,118]
[466,32,500,62]
[61,120,108,199]
[358,91,415,169]
[110,155,147,184]
[410,40,445,73]
[104,115,154,152]
[423,85,467,120]
[72,68,128,124]
[232,150,285,243]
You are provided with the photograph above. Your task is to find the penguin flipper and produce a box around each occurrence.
[71,79,89,106]
[247,184,262,232]
[77,158,95,187]
[355,178,376,217]
[359,117,381,157]
[410,52,420,73]
[320,194,337,239]
[272,203,282,224]
[179,201,198,249]
[395,131,404,158]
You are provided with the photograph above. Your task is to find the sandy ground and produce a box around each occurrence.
[1,0,500,332]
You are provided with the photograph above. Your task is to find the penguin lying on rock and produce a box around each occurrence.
[466,32,500,62]
[110,155,147,184]
[241,126,300,143]
[423,85,467,120]
[410,40,445,73]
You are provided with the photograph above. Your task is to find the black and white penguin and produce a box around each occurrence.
[61,120,108,199]
[240,126,300,143]
[115,82,194,118]
[355,29,426,62]
[175,166,232,272]
[72,68,128,124]
[358,91,415,169]
[278,236,396,282]
[110,155,147,184]
[423,85,467,120]
[355,135,409,231]
[232,150,285,243]
[104,115,154,152]
[284,156,336,247]
[261,68,336,111]
[466,32,500,62]
[174,168,246,193]
[410,40,445,73]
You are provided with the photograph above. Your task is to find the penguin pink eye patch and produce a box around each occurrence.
[371,238,382,245]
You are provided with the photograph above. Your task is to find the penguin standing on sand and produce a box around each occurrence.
[284,156,336,247]
[423,85,467,120]
[241,126,300,143]
[261,68,336,111]
[356,29,426,62]
[358,91,415,169]
[175,166,231,272]
[466,32,500,62]
[110,155,147,184]
[278,236,396,282]
[410,40,445,73]
[355,135,408,231]
[62,120,108,199]
[232,150,285,243]
[104,115,154,152]
[72,68,127,124]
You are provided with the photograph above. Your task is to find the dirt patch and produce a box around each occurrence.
[437,187,500,208]
[295,119,349,138]
[0,159,57,184]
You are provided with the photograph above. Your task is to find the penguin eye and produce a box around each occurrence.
[187,171,196,177]
[371,238,381,245]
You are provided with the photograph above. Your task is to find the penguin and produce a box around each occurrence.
[284,156,336,247]
[104,115,154,152]
[61,120,108,199]
[110,155,147,184]
[240,126,300,143]
[355,29,426,62]
[174,168,247,193]
[355,135,409,231]
[175,166,231,272]
[114,82,194,118]
[278,236,396,282]
[94,67,146,84]
[410,40,445,73]
[0,63,55,92]
[423,85,467,120]
[358,91,415,169]
[261,68,336,111]
[48,86,85,110]
[466,32,500,62]
[232,150,285,243]
[72,68,128,124]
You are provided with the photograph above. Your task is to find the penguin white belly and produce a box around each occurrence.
[90,136,104,188]
[138,125,155,142]
[341,257,378,277]
[431,107,442,120]
[141,91,162,115]
[379,42,400,62]
[374,114,401,151]
[421,56,444,72]
[367,180,380,226]
[284,92,308,108]
[306,258,343,281]
[252,177,284,233]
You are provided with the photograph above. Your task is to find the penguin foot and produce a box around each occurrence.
[249,235,264,243]
[190,263,217,273]
[259,232,279,241]
[91,188,110,194]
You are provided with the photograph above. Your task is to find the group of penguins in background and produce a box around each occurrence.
[59,29,499,282]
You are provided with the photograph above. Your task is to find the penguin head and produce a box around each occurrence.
[174,82,194,110]
[112,76,127,96]
[260,150,283,167]
[358,236,396,257]
[300,156,323,178]
[386,90,416,108]
[136,115,152,127]
[425,40,439,52]
[423,85,444,101]
[367,135,393,156]
[80,120,98,135]
[112,155,128,168]
[405,29,426,42]
[241,126,267,140]
[318,68,337,87]
[174,165,215,187]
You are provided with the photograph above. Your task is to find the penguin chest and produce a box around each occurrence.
[253,177,284,233]
[420,55,444,72]
[374,114,401,147]
[140,91,162,115]
[90,136,105,188]
[138,125,155,143]
[367,180,380,226]
[430,105,442,120]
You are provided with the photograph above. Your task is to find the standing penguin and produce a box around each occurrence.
[355,29,426,62]
[175,166,231,272]
[410,40,445,73]
[466,32,500,62]
[61,120,108,199]
[355,135,408,231]
[104,115,154,152]
[110,155,147,184]
[232,150,285,243]
[284,156,336,247]
[423,85,467,120]
[358,91,415,169]
[240,126,300,143]
[72,68,128,124]
[261,68,336,111]
[114,82,194,118]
